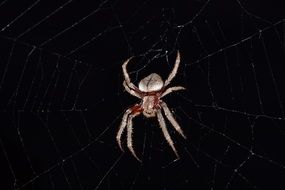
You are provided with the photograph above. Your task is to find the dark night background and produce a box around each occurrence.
[0,0,284,189]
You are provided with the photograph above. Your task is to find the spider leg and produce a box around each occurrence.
[164,51,180,87]
[116,108,132,152]
[157,109,179,158]
[161,101,186,139]
[126,113,141,162]
[123,81,141,98]
[161,86,186,98]
[122,56,139,90]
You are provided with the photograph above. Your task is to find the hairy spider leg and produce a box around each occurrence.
[123,81,142,98]
[116,108,132,151]
[157,109,179,158]
[127,113,141,162]
[160,101,186,139]
[117,104,143,161]
[161,86,186,98]
[122,56,140,91]
[164,51,181,86]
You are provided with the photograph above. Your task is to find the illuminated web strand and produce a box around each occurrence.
[16,0,74,39]
[0,0,41,33]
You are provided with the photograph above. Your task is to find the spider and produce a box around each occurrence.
[117,51,186,161]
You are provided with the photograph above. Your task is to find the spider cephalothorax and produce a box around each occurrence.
[117,51,186,161]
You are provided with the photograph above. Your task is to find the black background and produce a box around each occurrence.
[0,0,285,190]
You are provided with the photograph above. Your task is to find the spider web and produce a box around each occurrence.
[0,0,284,189]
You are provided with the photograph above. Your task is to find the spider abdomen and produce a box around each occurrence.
[138,73,164,92]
